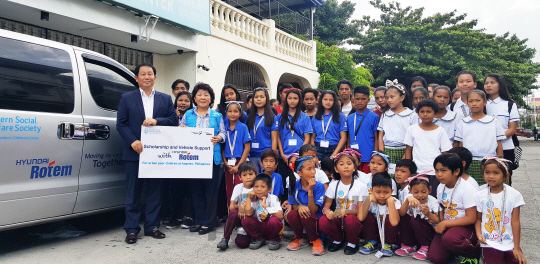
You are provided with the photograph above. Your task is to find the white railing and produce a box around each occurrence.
[209,0,315,67]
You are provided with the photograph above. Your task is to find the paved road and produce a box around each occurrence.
[1,138,539,263]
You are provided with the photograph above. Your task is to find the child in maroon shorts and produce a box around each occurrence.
[241,174,284,250]
[358,172,401,257]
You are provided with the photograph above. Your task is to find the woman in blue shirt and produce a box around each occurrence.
[246,87,278,173]
[276,88,313,188]
[179,83,226,235]
[311,90,348,159]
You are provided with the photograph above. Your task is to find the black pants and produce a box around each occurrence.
[503,149,515,185]
[191,163,223,228]
[278,158,290,202]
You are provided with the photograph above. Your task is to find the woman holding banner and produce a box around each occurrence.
[179,82,226,235]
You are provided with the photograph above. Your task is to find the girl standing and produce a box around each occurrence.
[285,156,326,256]
[311,90,348,159]
[432,86,457,144]
[302,88,319,120]
[246,87,278,173]
[410,76,428,93]
[320,150,369,255]
[179,83,226,235]
[475,157,526,264]
[222,101,252,204]
[484,74,520,183]
[174,91,193,121]
[412,87,429,110]
[377,82,417,169]
[373,86,389,117]
[276,88,313,182]
[218,84,248,123]
[454,90,505,185]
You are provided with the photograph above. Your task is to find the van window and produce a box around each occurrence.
[84,60,137,111]
[0,37,74,113]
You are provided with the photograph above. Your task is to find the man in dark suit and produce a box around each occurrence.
[117,63,177,244]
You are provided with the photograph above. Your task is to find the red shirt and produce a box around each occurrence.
[275,105,282,114]
[373,108,382,117]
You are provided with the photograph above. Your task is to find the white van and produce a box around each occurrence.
[0,29,137,230]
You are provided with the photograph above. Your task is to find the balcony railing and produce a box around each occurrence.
[210,0,316,68]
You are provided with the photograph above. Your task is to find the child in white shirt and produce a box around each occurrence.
[447,147,480,190]
[475,157,526,263]
[358,151,398,196]
[404,99,452,197]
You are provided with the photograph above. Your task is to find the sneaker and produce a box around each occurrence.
[359,240,378,254]
[311,239,325,256]
[412,246,429,261]
[460,258,479,264]
[395,244,416,256]
[287,238,309,251]
[249,239,266,250]
[165,218,182,229]
[344,245,357,255]
[381,244,393,256]
[180,217,194,229]
[217,238,229,250]
[268,241,281,251]
[327,241,343,252]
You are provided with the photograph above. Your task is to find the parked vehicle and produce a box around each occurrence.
[516,128,533,138]
[0,29,137,231]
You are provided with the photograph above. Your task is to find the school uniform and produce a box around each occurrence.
[464,176,480,191]
[455,115,506,185]
[248,112,278,173]
[400,195,438,249]
[427,180,481,264]
[453,97,471,123]
[377,108,418,167]
[487,97,520,173]
[276,112,313,187]
[287,168,330,188]
[223,183,253,246]
[287,180,325,242]
[348,109,380,173]
[269,172,284,197]
[241,194,284,243]
[312,112,348,160]
[320,179,369,245]
[433,110,458,144]
[224,120,252,204]
[223,110,248,124]
[475,184,525,263]
[362,198,401,245]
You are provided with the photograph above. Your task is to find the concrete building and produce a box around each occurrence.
[0,0,320,101]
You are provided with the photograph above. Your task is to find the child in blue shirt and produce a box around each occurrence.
[311,90,348,160]
[259,149,284,198]
[285,156,326,256]
[348,86,380,173]
[246,87,279,173]
[222,101,251,204]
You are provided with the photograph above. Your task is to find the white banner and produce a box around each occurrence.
[138,126,214,179]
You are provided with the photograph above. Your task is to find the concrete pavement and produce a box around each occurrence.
[1,138,539,263]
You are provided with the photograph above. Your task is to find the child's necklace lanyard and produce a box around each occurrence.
[253,116,265,142]
[376,204,388,247]
[335,179,354,229]
[295,188,303,206]
[227,130,238,157]
[321,115,332,140]
[287,116,296,139]
[488,186,506,243]
[442,177,461,219]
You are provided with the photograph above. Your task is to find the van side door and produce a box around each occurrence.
[73,52,138,213]
[0,35,81,227]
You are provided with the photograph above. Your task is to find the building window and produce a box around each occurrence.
[224,59,265,92]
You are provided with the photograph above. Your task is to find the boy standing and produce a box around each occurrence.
[348,86,379,173]
[446,147,480,190]
[404,99,452,196]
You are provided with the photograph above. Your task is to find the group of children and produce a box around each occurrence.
[173,70,525,262]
